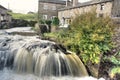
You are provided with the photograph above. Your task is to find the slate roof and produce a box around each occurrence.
[39,0,66,5]
[59,0,113,11]
[0,5,7,10]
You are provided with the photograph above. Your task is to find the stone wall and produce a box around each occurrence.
[113,23,120,51]
[58,1,113,24]
[96,2,113,17]
[38,2,65,20]
[0,5,12,28]
[0,7,7,21]
[112,0,120,17]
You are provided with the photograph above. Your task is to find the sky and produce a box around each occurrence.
[0,0,90,14]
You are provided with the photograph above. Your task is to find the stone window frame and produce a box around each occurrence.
[43,15,48,20]
[0,14,5,20]
[100,4,105,10]
[1,16,4,20]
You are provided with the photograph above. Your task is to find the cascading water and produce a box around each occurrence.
[0,27,104,80]
[13,40,88,77]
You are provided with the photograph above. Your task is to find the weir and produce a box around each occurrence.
[14,40,88,77]
[0,34,88,78]
[0,27,106,80]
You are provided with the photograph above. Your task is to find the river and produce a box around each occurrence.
[0,27,104,80]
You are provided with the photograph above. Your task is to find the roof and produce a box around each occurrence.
[59,0,113,11]
[39,0,66,5]
[0,5,7,10]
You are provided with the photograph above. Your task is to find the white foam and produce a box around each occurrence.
[0,69,104,80]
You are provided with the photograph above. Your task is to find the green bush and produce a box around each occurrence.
[8,12,37,21]
[56,12,115,64]
[52,17,59,26]
[39,20,45,24]
[11,19,29,27]
[45,20,52,26]
[110,67,120,78]
[28,21,37,27]
[104,51,120,65]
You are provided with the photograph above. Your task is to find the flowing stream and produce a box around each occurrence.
[0,27,104,80]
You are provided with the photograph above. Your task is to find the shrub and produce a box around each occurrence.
[45,20,52,26]
[52,17,59,26]
[110,67,120,78]
[8,12,37,21]
[11,19,29,27]
[39,20,45,24]
[56,12,115,64]
[28,21,37,27]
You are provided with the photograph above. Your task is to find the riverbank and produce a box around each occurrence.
[0,27,37,36]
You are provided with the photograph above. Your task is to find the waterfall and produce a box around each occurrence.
[0,35,88,77]
[13,40,88,77]
[0,27,106,80]
[0,27,88,78]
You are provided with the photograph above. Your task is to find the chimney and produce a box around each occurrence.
[66,0,69,7]
[72,0,78,7]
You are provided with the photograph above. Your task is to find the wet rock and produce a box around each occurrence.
[50,44,67,54]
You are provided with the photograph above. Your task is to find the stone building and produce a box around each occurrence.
[0,5,12,28]
[112,0,120,17]
[38,0,120,25]
[38,0,66,20]
[58,0,120,25]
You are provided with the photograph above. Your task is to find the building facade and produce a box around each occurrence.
[0,5,12,28]
[38,0,66,20]
[38,0,120,26]
[112,0,120,17]
[58,0,120,25]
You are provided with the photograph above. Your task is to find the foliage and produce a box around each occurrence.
[52,17,59,26]
[39,20,45,24]
[103,51,120,78]
[110,56,120,65]
[111,67,120,74]
[104,51,120,65]
[44,32,58,38]
[8,12,38,27]
[45,20,52,26]
[45,12,115,64]
[109,51,120,78]
[28,21,37,27]
[11,19,29,27]
[110,67,120,78]
[8,12,37,21]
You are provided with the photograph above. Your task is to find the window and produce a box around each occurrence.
[116,14,120,17]
[43,4,48,10]
[100,4,104,10]
[1,14,5,20]
[1,16,4,20]
[51,16,56,20]
[52,6,56,10]
[43,15,47,20]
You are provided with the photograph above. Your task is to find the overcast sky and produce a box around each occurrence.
[0,0,90,14]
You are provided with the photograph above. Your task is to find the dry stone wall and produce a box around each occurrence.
[113,23,120,51]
